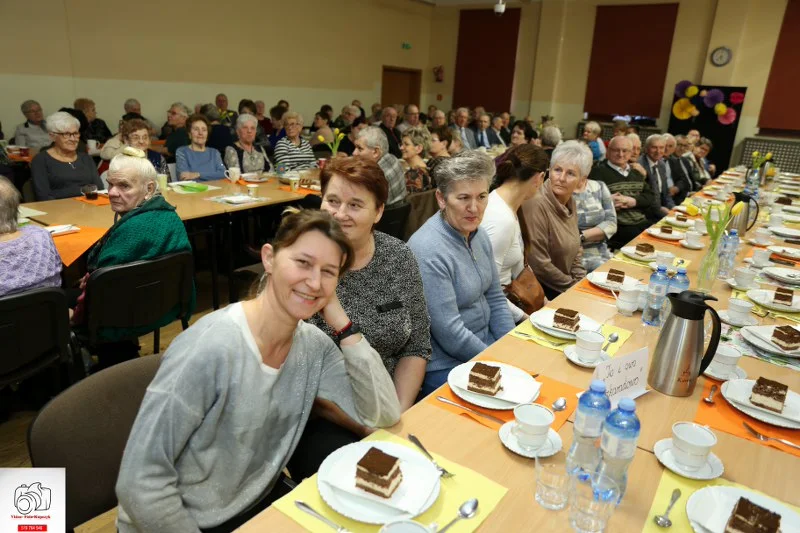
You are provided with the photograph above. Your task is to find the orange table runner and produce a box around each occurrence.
[640,233,684,248]
[694,379,800,458]
[72,195,111,206]
[52,227,108,266]
[573,277,616,301]
[278,185,321,196]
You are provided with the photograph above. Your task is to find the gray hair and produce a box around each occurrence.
[170,102,190,117]
[435,150,494,197]
[123,98,140,112]
[662,133,676,144]
[541,125,562,148]
[357,126,389,156]
[550,140,593,178]
[479,113,491,121]
[584,121,601,135]
[675,134,687,141]
[626,132,641,147]
[402,126,432,157]
[282,111,303,126]
[236,113,258,130]
[433,110,446,120]
[344,105,359,116]
[456,107,469,116]
[0,175,21,234]
[645,134,665,148]
[45,111,80,133]
[20,100,41,114]
[109,151,158,192]
[199,103,220,122]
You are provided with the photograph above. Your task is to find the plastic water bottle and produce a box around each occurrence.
[642,266,669,327]
[717,229,740,280]
[567,380,611,480]
[597,398,641,504]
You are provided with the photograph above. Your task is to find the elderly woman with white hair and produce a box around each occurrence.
[71,148,194,365]
[30,111,103,200]
[274,111,316,171]
[224,114,271,173]
[541,125,562,160]
[408,151,515,397]
[524,140,589,299]
[0,176,62,297]
[582,121,606,161]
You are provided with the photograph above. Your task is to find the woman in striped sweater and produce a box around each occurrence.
[274,111,316,171]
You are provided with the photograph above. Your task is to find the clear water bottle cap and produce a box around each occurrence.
[590,379,606,393]
[677,267,687,274]
[618,397,636,411]
[657,265,667,272]
[730,229,738,236]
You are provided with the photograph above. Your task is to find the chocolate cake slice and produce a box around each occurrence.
[356,447,403,498]
[635,243,655,257]
[724,497,781,533]
[553,308,580,332]
[773,287,794,306]
[771,325,800,351]
[468,362,502,395]
[660,226,674,235]
[676,214,688,222]
[749,376,788,414]
[606,268,626,285]
[775,196,793,205]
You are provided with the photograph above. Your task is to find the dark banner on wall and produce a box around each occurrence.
[668,83,747,171]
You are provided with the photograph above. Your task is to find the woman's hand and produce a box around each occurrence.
[179,171,201,180]
[321,292,351,332]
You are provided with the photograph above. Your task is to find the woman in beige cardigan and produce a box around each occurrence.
[522,141,591,300]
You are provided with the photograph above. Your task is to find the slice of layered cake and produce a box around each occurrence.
[724,497,781,533]
[775,196,793,205]
[635,243,655,257]
[676,214,688,222]
[553,308,580,332]
[771,325,800,351]
[356,447,403,498]
[606,268,626,285]
[468,362,502,395]
[773,287,794,306]
[661,226,674,235]
[749,376,788,414]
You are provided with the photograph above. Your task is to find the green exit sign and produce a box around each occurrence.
[401,42,412,50]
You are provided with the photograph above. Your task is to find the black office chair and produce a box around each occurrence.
[0,287,83,388]
[376,201,412,240]
[84,252,194,354]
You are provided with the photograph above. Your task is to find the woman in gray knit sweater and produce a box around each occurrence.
[116,210,401,533]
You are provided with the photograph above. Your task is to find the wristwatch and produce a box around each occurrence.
[336,321,362,343]
[580,232,586,244]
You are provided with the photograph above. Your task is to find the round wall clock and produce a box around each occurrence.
[710,46,732,67]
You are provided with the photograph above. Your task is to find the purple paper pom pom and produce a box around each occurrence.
[675,80,692,99]
[703,89,725,108]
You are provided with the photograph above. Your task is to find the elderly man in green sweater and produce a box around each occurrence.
[589,135,658,250]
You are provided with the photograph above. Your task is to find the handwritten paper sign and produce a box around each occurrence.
[592,348,649,408]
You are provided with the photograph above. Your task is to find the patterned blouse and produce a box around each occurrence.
[573,179,618,272]
[224,144,271,173]
[405,166,434,193]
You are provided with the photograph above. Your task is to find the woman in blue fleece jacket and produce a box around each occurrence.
[175,114,226,182]
[408,151,514,397]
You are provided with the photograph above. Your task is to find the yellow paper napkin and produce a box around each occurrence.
[510,319,632,356]
[642,470,800,533]
[272,430,508,532]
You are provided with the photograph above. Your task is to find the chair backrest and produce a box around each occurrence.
[85,252,193,345]
[28,354,162,530]
[167,163,176,182]
[21,179,35,203]
[0,288,70,386]
[376,201,412,240]
[403,189,439,241]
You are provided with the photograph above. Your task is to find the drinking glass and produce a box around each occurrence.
[568,473,619,533]
[535,456,570,510]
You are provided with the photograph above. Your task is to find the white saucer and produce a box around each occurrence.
[654,439,724,481]
[724,278,760,291]
[679,240,704,250]
[499,423,562,459]
[718,310,758,327]
[563,345,611,368]
[703,365,747,381]
[746,239,775,247]
[743,258,775,269]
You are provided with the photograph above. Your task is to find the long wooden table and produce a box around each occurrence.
[242,176,800,531]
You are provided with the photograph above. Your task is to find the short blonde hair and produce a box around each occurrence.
[402,126,432,158]
[282,111,303,126]
[73,98,95,113]
[584,121,602,136]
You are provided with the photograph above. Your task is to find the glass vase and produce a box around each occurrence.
[697,239,720,293]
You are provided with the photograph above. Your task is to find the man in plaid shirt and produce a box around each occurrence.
[353,126,408,206]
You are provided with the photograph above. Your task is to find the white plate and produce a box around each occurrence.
[743,257,775,269]
[767,245,800,260]
[739,327,800,359]
[530,308,602,339]
[679,240,704,250]
[448,361,540,410]
[673,205,691,213]
[586,271,642,292]
[242,173,269,183]
[653,439,723,481]
[721,379,800,428]
[769,226,800,238]
[499,424,562,459]
[762,267,800,284]
[686,485,800,533]
[620,245,656,262]
[703,364,747,381]
[646,227,684,240]
[723,278,760,291]
[745,288,800,312]
[563,345,611,369]
[317,441,440,524]
[781,205,800,214]
[718,310,758,327]
[745,238,775,247]
[780,213,800,224]
[664,216,694,228]
[741,325,800,357]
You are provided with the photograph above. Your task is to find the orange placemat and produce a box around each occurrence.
[694,379,800,458]
[640,233,684,248]
[573,277,616,301]
[278,185,321,196]
[52,226,107,266]
[72,195,111,206]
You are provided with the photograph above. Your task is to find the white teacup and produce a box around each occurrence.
[656,251,675,269]
[225,167,241,183]
[754,227,771,245]
[575,330,605,362]
[693,219,706,234]
[716,191,729,201]
[512,404,554,450]
[733,267,757,288]
[723,184,734,195]
[685,230,702,247]
[380,521,430,533]
[87,139,98,151]
[727,298,754,323]
[752,248,772,267]
[763,192,777,206]
[708,344,742,378]
[672,422,717,471]
[616,286,640,316]
[246,184,258,197]
[770,214,785,228]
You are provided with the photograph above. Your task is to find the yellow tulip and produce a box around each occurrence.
[317,135,325,142]
[337,133,345,140]
[334,128,340,135]
[685,204,700,216]
[752,151,760,158]
[766,152,773,160]
[731,201,744,216]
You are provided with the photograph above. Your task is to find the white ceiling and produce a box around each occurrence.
[422,0,533,5]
